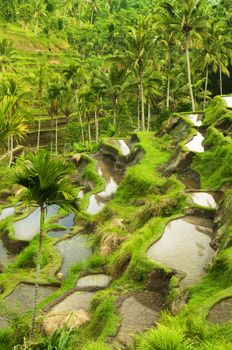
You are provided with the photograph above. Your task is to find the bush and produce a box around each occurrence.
[137,324,193,350]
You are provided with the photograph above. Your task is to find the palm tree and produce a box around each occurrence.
[123,15,156,130]
[0,96,27,149]
[26,65,47,150]
[160,0,209,112]
[86,0,102,24]
[63,64,87,143]
[7,150,78,339]
[60,88,75,152]
[46,82,63,154]
[103,64,127,127]
[0,76,31,164]
[0,39,16,72]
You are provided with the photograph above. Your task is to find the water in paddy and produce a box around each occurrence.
[47,213,75,238]
[56,235,92,277]
[223,96,232,108]
[185,114,202,127]
[147,216,215,287]
[77,190,84,199]
[0,207,16,266]
[14,205,58,241]
[86,156,121,215]
[117,140,131,156]
[0,240,15,266]
[191,192,218,208]
[185,132,204,153]
[0,283,57,328]
[0,207,15,221]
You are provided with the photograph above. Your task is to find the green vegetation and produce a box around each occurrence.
[0,1,232,349]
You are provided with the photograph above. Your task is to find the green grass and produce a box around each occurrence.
[193,127,232,189]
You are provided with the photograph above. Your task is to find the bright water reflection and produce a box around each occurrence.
[0,207,15,221]
[223,96,232,108]
[14,205,58,241]
[185,132,204,152]
[186,114,202,127]
[191,192,217,208]
[117,140,131,156]
[147,216,215,287]
[87,157,119,215]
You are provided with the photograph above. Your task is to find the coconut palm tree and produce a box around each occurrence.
[0,76,31,164]
[0,96,27,149]
[63,64,87,143]
[123,15,157,130]
[160,0,210,112]
[7,150,78,339]
[103,64,127,127]
[46,82,63,154]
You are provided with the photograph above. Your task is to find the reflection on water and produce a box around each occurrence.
[0,283,57,328]
[14,205,58,241]
[191,192,217,208]
[0,207,15,221]
[223,96,232,108]
[48,213,75,238]
[185,114,202,127]
[77,190,84,199]
[56,235,91,277]
[117,140,131,156]
[185,132,204,153]
[86,157,120,215]
[0,240,15,266]
[147,216,214,287]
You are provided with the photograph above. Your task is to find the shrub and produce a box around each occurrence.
[137,324,193,350]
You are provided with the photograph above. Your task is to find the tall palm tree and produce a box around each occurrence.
[7,150,78,339]
[103,64,127,127]
[123,15,156,130]
[60,88,75,152]
[160,0,209,112]
[0,96,27,149]
[0,76,31,164]
[46,82,63,154]
[63,64,87,143]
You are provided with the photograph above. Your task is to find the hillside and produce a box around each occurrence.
[0,1,232,349]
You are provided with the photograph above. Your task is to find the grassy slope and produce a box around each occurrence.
[1,116,232,349]
[0,22,69,52]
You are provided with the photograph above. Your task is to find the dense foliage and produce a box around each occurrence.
[0,0,232,155]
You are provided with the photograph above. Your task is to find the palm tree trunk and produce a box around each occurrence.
[113,97,117,127]
[88,115,92,144]
[8,135,13,167]
[137,99,140,131]
[50,115,54,153]
[166,51,171,109]
[90,9,94,24]
[186,35,195,112]
[219,64,223,95]
[55,117,58,154]
[147,103,151,131]
[204,65,209,111]
[30,205,44,340]
[75,92,85,143]
[139,69,145,131]
[94,110,98,143]
[37,115,41,151]
[166,76,171,110]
